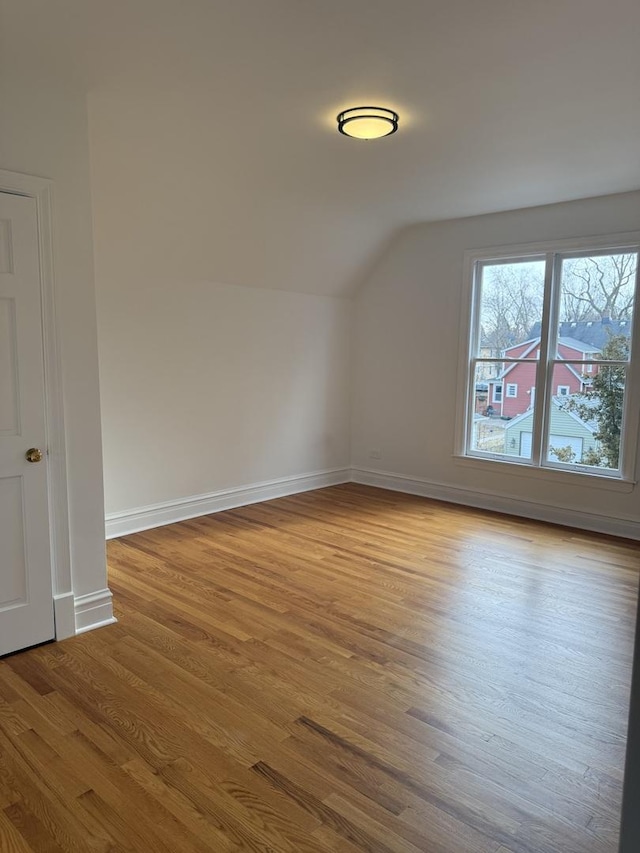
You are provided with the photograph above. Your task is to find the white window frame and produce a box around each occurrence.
[492,384,503,403]
[455,232,640,490]
[556,385,570,397]
[506,383,518,398]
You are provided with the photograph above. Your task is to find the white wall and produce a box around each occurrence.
[89,83,352,524]
[96,275,351,516]
[352,190,640,536]
[0,21,109,621]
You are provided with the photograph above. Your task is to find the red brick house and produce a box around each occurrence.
[487,337,600,419]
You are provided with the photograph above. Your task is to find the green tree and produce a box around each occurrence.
[565,333,628,469]
[549,445,577,463]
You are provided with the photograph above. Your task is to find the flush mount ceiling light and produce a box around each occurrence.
[337,106,399,140]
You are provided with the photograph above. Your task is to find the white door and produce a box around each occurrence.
[0,192,54,656]
[519,432,532,457]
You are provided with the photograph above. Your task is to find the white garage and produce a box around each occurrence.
[519,432,584,460]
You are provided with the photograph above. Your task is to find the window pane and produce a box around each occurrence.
[470,363,536,459]
[556,252,638,362]
[545,362,627,471]
[477,260,545,358]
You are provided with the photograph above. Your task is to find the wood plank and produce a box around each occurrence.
[0,483,636,851]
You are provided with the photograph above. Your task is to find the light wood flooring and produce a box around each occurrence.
[0,484,638,852]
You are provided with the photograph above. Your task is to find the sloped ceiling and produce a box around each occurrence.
[4,0,640,295]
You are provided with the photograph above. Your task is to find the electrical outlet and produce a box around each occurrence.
[369,449,382,460]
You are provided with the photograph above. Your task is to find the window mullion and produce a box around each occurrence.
[620,252,640,475]
[614,363,631,476]
[530,253,557,466]
[464,260,484,453]
[466,356,479,455]
[469,262,483,361]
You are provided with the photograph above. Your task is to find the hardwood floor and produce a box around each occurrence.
[1,484,638,852]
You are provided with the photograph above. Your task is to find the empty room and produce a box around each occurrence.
[1,1,640,851]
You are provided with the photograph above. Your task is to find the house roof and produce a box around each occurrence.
[490,340,539,380]
[501,405,536,430]
[557,336,601,354]
[489,336,602,382]
[529,320,631,349]
[502,335,601,358]
[504,396,596,433]
[503,337,540,354]
[557,399,598,434]
[563,363,586,384]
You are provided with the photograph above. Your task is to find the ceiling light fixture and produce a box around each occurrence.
[337,106,399,140]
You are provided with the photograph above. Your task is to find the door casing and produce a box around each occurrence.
[0,170,74,640]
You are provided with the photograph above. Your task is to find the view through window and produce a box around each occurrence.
[466,247,639,477]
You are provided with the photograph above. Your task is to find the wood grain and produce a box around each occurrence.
[1,483,638,852]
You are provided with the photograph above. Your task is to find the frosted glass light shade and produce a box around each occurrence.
[337,106,399,140]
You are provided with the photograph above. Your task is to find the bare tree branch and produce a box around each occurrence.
[561,254,637,321]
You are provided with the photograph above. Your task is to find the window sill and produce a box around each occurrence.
[453,454,636,493]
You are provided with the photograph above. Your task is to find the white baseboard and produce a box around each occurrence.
[105,467,352,539]
[74,588,117,635]
[53,592,76,640]
[351,466,640,540]
[103,463,639,544]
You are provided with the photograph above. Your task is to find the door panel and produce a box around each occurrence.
[520,431,532,457]
[0,476,27,606]
[0,218,13,273]
[0,297,20,434]
[0,192,54,656]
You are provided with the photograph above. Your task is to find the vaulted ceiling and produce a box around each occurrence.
[5,1,640,295]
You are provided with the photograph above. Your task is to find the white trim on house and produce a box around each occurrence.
[503,339,540,361]
[558,401,596,433]
[506,383,518,398]
[105,467,351,539]
[501,406,533,430]
[503,336,540,351]
[557,336,601,356]
[562,364,584,384]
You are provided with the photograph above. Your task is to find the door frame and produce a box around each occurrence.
[0,169,74,640]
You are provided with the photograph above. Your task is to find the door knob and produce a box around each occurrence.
[25,448,44,463]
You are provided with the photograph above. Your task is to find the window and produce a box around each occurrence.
[461,242,640,479]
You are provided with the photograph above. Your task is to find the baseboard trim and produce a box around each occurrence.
[104,463,638,543]
[105,467,352,539]
[74,588,117,635]
[53,592,76,640]
[351,466,640,540]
